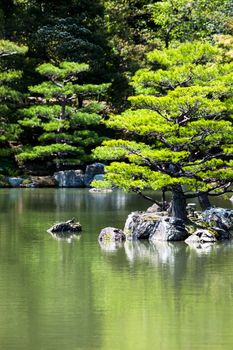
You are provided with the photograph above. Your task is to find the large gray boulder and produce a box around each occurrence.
[98,227,126,242]
[202,207,233,231]
[84,163,105,187]
[124,210,188,241]
[149,217,188,241]
[124,211,161,240]
[54,170,84,187]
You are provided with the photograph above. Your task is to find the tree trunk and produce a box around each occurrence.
[198,192,212,211]
[171,185,187,222]
[78,96,83,108]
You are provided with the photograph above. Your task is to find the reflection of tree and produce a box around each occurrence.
[125,240,189,290]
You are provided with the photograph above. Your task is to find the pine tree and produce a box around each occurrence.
[0,40,27,173]
[93,42,233,220]
[17,61,110,173]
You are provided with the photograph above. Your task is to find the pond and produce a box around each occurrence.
[0,188,232,350]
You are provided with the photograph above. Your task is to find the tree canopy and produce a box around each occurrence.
[93,41,233,218]
[17,61,110,173]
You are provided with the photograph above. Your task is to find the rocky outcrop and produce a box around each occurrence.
[123,209,188,241]
[185,229,217,244]
[202,207,233,232]
[53,164,105,187]
[124,211,162,240]
[54,170,84,187]
[149,217,188,241]
[47,219,82,234]
[98,227,126,242]
[84,163,105,187]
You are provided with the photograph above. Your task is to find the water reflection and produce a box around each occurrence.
[48,231,82,243]
[98,240,124,253]
[124,240,186,266]
[53,188,129,211]
[185,240,220,255]
[0,189,233,350]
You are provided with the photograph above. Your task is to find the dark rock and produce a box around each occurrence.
[202,207,233,231]
[98,227,126,242]
[213,227,231,240]
[185,229,217,244]
[48,219,82,234]
[54,170,84,187]
[149,216,188,241]
[84,163,105,187]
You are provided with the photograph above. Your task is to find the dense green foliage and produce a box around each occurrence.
[93,42,233,215]
[17,61,110,172]
[152,0,233,47]
[0,40,27,173]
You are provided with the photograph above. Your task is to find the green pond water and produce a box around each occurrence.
[0,188,233,350]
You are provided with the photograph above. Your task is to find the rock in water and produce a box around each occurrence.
[124,211,161,240]
[124,210,188,241]
[98,227,126,242]
[149,217,188,241]
[202,207,233,231]
[48,219,82,234]
[185,229,217,244]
